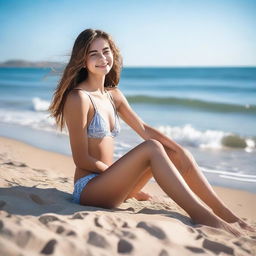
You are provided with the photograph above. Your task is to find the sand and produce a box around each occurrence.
[0,136,256,256]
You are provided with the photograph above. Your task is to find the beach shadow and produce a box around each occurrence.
[0,186,113,216]
[115,206,193,226]
[0,185,193,227]
[139,208,192,226]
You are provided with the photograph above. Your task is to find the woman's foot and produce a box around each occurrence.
[236,219,255,232]
[218,221,243,237]
[192,212,242,237]
[134,191,153,201]
[213,206,255,232]
[126,191,153,201]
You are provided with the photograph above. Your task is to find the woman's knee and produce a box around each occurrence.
[143,139,164,154]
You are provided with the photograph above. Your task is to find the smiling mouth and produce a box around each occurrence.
[96,63,108,68]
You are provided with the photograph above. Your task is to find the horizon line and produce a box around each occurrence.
[0,59,255,68]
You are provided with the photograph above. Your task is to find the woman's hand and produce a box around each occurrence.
[164,146,195,177]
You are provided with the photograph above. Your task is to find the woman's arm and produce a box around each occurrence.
[110,88,182,152]
[110,88,194,173]
[141,123,183,152]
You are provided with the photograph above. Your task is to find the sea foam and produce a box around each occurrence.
[32,97,50,111]
[157,124,255,151]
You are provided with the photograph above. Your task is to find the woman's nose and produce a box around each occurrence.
[98,53,106,60]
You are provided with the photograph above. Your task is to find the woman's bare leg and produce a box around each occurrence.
[81,139,241,236]
[165,147,234,216]
[165,147,254,231]
[125,167,153,200]
[126,146,238,220]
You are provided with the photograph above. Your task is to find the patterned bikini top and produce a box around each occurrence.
[73,89,121,138]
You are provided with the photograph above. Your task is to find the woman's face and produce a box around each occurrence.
[85,37,113,76]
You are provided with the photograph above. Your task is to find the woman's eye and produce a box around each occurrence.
[89,51,110,57]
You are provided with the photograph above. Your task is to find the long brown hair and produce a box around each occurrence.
[48,29,123,131]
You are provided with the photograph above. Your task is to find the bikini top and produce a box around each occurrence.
[73,88,121,138]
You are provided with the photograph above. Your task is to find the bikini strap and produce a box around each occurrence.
[72,88,98,111]
[106,91,117,113]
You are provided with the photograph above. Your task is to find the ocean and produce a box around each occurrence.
[0,67,255,193]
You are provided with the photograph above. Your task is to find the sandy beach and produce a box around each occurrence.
[0,136,256,256]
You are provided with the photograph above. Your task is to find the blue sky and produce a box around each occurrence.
[0,0,255,66]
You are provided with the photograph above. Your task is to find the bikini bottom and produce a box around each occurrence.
[72,173,99,204]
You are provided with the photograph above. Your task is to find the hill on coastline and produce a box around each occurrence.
[0,60,65,68]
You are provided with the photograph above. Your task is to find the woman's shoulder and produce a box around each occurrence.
[69,84,91,96]
[106,87,126,107]
[106,86,123,97]
[65,88,90,112]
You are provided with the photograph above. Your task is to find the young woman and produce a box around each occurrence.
[49,29,254,237]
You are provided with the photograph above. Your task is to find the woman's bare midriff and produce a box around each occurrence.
[73,137,114,184]
[72,86,117,184]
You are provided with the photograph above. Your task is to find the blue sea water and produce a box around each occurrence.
[0,67,255,192]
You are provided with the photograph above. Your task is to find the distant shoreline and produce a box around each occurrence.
[0,60,65,68]
[0,60,255,68]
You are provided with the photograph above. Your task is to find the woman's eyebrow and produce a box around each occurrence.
[88,47,109,54]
